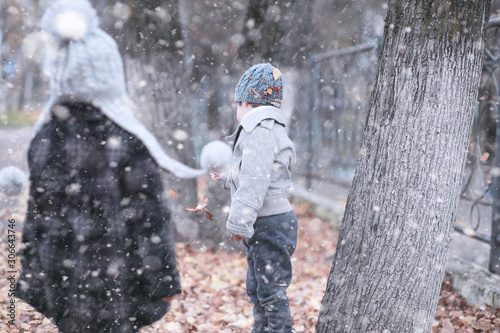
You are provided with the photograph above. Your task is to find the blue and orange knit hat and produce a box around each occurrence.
[234,63,284,108]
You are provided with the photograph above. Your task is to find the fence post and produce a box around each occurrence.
[307,60,320,190]
[491,103,500,274]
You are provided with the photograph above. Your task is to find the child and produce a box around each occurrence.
[211,63,298,333]
[16,1,204,332]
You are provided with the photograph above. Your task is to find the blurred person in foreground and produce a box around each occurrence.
[211,63,298,333]
[15,0,205,332]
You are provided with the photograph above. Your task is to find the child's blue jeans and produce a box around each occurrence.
[243,211,298,333]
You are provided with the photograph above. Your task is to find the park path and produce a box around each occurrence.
[0,127,33,172]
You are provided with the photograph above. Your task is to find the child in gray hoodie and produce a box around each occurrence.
[211,63,297,333]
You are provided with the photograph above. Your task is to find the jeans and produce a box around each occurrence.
[243,211,298,333]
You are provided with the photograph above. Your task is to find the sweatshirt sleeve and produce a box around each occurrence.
[226,126,276,238]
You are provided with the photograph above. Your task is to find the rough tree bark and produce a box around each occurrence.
[316,1,491,332]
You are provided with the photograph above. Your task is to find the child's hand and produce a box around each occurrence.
[210,170,223,181]
[232,234,244,241]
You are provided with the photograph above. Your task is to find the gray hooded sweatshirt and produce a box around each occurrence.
[223,106,296,238]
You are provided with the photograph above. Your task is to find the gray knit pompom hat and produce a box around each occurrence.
[34,0,205,179]
[234,63,284,108]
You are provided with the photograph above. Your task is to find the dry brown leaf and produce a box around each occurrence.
[472,317,492,331]
[269,101,281,107]
[249,87,263,98]
[204,208,213,221]
[272,67,282,81]
[263,87,273,95]
[168,189,179,197]
[271,86,283,94]
[480,152,489,161]
[439,319,454,333]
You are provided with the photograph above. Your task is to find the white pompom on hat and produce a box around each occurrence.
[0,166,28,196]
[41,0,98,42]
[35,0,205,179]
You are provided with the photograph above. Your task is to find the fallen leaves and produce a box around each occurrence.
[209,275,230,292]
[0,205,338,333]
[432,279,500,333]
[157,243,253,332]
[168,190,179,198]
[1,201,499,333]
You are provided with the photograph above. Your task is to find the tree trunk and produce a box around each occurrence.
[316,1,491,332]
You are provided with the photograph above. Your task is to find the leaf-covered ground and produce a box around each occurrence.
[0,200,498,332]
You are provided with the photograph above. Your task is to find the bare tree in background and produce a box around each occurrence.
[312,0,386,49]
[237,0,313,67]
[316,0,491,332]
[0,0,45,113]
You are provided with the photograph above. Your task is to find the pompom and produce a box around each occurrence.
[42,0,98,42]
[200,141,232,171]
[0,166,28,196]
[54,11,88,41]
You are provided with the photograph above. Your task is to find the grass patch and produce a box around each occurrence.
[0,111,40,128]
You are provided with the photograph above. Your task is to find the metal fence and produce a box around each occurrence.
[306,41,379,186]
[298,19,500,274]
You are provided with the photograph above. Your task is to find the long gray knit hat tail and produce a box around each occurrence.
[36,0,205,179]
[234,63,284,108]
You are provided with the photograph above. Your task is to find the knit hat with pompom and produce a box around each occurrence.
[234,63,284,108]
[35,0,205,179]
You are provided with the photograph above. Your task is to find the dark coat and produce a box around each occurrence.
[17,103,181,333]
